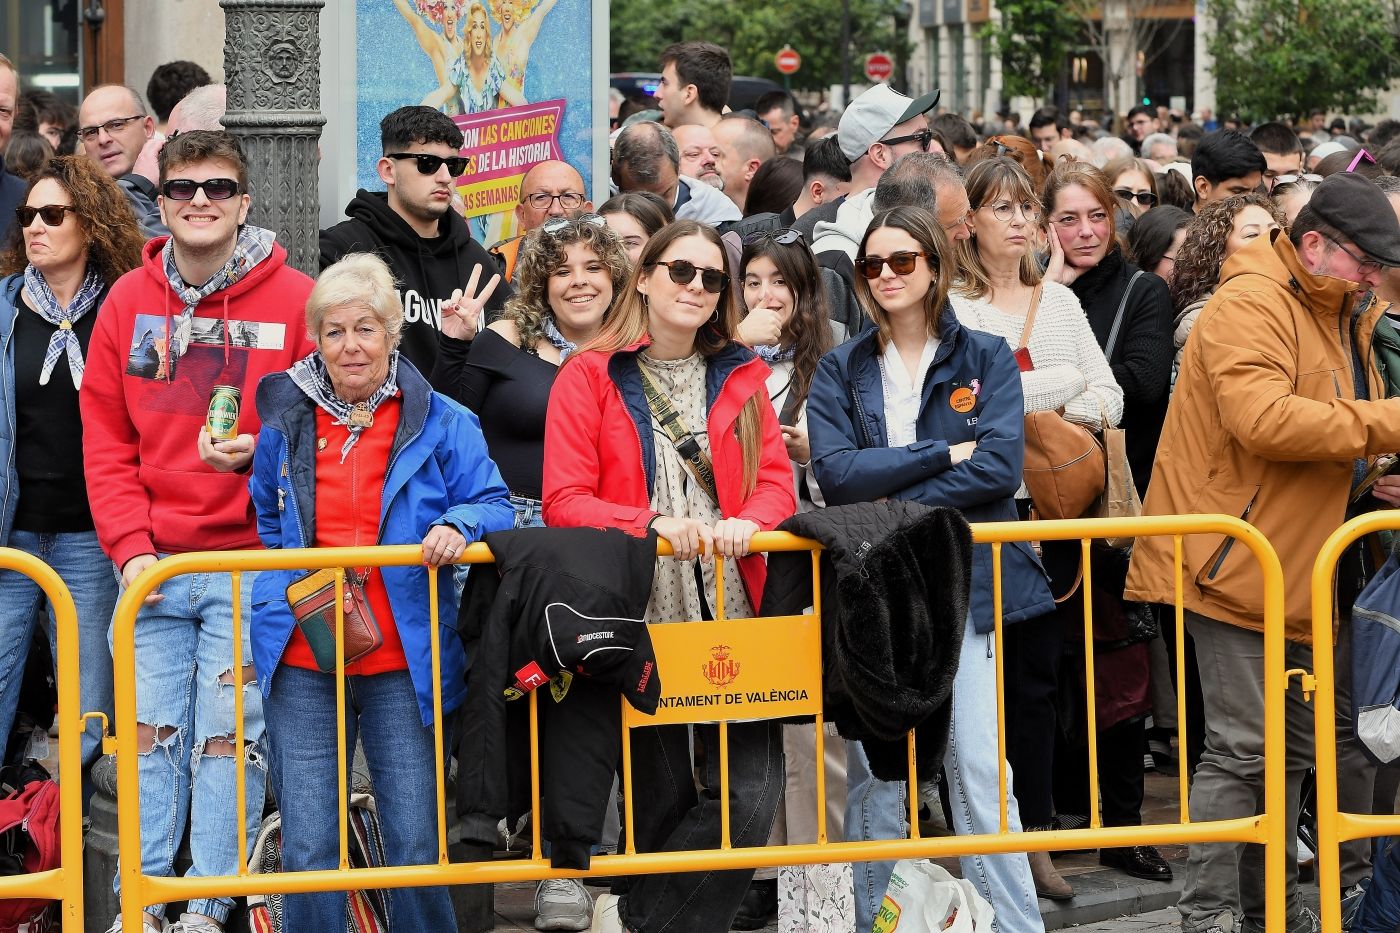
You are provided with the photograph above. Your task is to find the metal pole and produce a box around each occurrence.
[221,0,327,277]
[841,0,852,105]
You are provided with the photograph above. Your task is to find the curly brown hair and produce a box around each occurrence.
[0,156,145,284]
[1170,193,1285,310]
[502,214,630,351]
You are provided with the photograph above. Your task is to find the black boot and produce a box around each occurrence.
[1099,845,1173,881]
[731,879,778,930]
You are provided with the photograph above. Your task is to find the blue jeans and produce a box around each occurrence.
[265,665,457,932]
[0,530,117,791]
[511,495,545,529]
[112,566,267,923]
[847,613,1044,933]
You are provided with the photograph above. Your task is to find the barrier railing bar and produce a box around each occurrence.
[129,816,1274,903]
[429,568,449,865]
[335,567,350,872]
[993,541,1008,835]
[108,518,1280,924]
[906,729,919,841]
[719,720,732,850]
[811,549,828,847]
[1081,538,1101,831]
[232,571,248,877]
[621,699,636,856]
[1174,535,1189,824]
[529,690,542,858]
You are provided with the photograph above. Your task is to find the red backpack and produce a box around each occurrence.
[0,778,60,932]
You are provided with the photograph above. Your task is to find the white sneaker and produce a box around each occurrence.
[165,914,222,933]
[536,877,593,931]
[105,915,164,933]
[590,892,625,933]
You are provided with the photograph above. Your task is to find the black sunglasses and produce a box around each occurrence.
[16,205,78,228]
[878,129,933,152]
[160,178,242,201]
[1114,189,1158,207]
[743,228,805,247]
[649,259,729,294]
[854,250,930,279]
[386,152,470,177]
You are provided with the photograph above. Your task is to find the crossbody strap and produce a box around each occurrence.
[636,360,720,506]
[1104,270,1146,360]
[1016,282,1046,350]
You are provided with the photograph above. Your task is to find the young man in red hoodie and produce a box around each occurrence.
[80,130,317,933]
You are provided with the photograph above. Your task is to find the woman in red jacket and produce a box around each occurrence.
[543,219,796,933]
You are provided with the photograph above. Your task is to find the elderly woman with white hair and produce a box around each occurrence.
[248,252,513,931]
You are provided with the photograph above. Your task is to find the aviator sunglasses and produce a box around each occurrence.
[648,259,730,294]
[16,205,78,227]
[854,250,931,279]
[386,152,470,176]
[161,178,242,201]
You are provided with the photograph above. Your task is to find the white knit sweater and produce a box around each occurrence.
[952,281,1124,427]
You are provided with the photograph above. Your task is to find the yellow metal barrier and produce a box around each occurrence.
[0,547,88,930]
[1312,511,1400,933]
[108,515,1287,931]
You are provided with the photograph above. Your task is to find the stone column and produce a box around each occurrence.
[221,0,327,277]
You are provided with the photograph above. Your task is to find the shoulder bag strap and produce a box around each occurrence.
[1017,282,1046,350]
[636,360,721,506]
[1104,270,1146,360]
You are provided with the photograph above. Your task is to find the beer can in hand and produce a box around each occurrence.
[207,385,241,441]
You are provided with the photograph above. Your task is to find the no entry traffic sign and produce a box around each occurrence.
[865,53,894,83]
[776,47,801,75]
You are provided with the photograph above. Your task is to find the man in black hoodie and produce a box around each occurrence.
[320,106,510,372]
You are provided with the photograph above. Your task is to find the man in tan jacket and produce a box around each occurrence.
[1126,172,1400,933]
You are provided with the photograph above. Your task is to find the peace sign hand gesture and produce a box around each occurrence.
[441,263,502,342]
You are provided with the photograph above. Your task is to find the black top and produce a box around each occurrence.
[320,189,513,374]
[12,290,99,532]
[431,327,556,500]
[1069,249,1174,494]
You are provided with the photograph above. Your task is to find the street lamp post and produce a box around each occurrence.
[221,0,327,277]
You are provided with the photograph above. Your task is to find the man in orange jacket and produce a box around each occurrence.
[1127,173,1400,933]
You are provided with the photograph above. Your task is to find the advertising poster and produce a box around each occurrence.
[355,0,597,248]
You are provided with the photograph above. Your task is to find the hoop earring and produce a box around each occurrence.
[709,309,719,324]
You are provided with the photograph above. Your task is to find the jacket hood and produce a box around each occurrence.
[811,187,876,260]
[344,189,475,257]
[675,174,741,224]
[139,232,288,300]
[1219,228,1359,316]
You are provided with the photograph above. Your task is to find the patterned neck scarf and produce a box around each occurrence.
[753,343,796,364]
[22,264,104,388]
[161,225,276,359]
[287,350,401,462]
[541,315,578,363]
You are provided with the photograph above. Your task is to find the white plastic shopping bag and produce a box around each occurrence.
[872,859,995,933]
[778,862,856,932]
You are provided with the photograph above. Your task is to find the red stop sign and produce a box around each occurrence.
[865,53,894,83]
[775,47,801,75]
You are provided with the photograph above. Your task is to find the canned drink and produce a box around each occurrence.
[207,385,241,441]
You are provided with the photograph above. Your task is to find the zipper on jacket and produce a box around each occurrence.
[1205,498,1254,581]
[1,317,15,541]
[849,381,876,449]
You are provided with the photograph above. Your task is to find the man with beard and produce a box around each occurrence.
[674,123,723,189]
[320,106,509,372]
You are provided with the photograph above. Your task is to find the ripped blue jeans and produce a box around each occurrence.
[110,565,267,924]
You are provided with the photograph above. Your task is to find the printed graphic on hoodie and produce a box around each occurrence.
[126,314,287,380]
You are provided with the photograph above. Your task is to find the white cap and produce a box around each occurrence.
[1307,140,1348,164]
[837,84,942,163]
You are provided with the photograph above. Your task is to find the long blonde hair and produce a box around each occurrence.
[585,219,765,498]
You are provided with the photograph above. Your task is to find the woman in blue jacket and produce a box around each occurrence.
[806,206,1054,933]
[249,253,513,932]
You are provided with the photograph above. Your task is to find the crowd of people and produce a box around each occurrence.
[1,34,1400,933]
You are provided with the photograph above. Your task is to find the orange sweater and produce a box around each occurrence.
[282,398,409,674]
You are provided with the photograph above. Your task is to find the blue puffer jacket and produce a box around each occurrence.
[806,308,1055,633]
[248,357,513,725]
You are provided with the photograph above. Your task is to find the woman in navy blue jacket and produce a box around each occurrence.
[806,206,1054,933]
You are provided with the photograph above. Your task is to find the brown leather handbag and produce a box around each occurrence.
[1016,283,1106,520]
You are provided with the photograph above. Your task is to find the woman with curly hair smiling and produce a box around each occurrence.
[0,155,143,794]
[1170,193,1284,372]
[433,213,628,535]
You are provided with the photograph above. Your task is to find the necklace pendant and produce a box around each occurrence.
[348,404,374,429]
